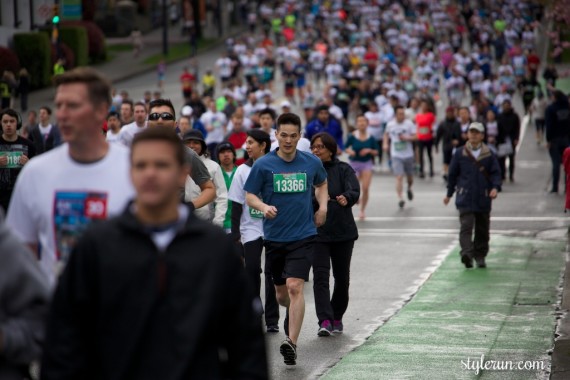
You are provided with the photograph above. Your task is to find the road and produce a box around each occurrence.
[28,41,565,378]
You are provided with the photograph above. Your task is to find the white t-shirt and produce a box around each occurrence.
[227,164,264,244]
[39,124,53,139]
[365,110,384,140]
[6,143,135,286]
[200,111,227,144]
[216,57,233,78]
[118,121,147,147]
[106,130,121,144]
[385,119,415,159]
[271,138,311,153]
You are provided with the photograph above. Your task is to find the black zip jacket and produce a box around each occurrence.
[436,118,462,151]
[41,205,267,380]
[497,110,520,145]
[545,96,570,142]
[312,159,360,242]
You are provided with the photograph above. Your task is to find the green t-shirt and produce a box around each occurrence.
[346,134,379,162]
[222,167,237,230]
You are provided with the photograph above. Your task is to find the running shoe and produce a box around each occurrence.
[318,320,332,337]
[333,320,344,333]
[280,338,297,365]
[461,254,473,268]
[266,325,279,333]
[476,257,487,268]
[398,200,405,209]
[407,189,414,201]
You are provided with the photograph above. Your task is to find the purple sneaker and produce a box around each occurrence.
[318,320,332,337]
[333,320,343,333]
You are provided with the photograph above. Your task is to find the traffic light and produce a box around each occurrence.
[52,4,60,24]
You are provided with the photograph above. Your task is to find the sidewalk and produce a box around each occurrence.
[322,234,566,379]
[22,24,244,113]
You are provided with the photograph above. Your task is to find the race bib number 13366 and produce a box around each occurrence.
[273,173,307,193]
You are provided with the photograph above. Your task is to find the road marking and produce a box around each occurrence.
[517,114,529,153]
[357,216,568,222]
[358,228,534,237]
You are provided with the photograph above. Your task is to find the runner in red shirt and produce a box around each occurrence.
[180,67,195,101]
[415,100,436,178]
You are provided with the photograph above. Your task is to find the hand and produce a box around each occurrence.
[346,148,356,157]
[489,189,498,199]
[443,197,451,206]
[336,195,348,207]
[19,155,29,165]
[263,205,278,219]
[314,208,327,227]
[0,156,6,166]
[359,148,371,156]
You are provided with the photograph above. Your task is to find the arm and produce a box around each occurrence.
[194,180,216,210]
[444,151,460,205]
[211,166,228,227]
[230,202,243,242]
[339,164,360,207]
[246,192,277,219]
[314,180,328,227]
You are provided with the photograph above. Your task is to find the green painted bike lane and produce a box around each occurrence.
[323,236,565,379]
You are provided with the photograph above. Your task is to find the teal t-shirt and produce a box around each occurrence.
[243,150,327,242]
[345,134,379,162]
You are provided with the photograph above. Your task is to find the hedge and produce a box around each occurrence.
[62,20,107,62]
[13,33,51,89]
[0,46,20,75]
[59,26,88,67]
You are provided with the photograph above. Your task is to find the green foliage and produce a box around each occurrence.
[59,26,89,67]
[13,33,51,89]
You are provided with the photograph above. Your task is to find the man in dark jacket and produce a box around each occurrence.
[436,106,462,182]
[28,106,61,155]
[545,90,570,193]
[444,122,502,269]
[41,128,267,380]
[496,99,520,182]
[0,209,49,380]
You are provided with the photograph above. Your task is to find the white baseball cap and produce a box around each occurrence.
[181,105,193,117]
[281,100,291,109]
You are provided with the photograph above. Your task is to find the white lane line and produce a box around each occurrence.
[357,216,568,222]
[518,114,530,153]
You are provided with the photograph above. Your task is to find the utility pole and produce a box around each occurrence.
[52,0,61,59]
[162,0,168,56]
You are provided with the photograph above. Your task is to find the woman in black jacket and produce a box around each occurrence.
[310,132,360,336]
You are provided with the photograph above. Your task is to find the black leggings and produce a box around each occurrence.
[418,140,434,176]
[312,240,354,324]
[243,238,280,325]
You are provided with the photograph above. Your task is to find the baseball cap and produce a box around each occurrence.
[181,105,193,117]
[468,122,484,133]
[216,141,236,158]
[281,100,291,109]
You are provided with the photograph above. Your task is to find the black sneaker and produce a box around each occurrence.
[461,254,473,268]
[280,338,297,365]
[284,308,289,337]
[398,200,405,209]
[476,258,487,268]
[267,325,279,333]
[407,189,414,201]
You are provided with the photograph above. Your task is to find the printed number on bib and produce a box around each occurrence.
[1,152,22,168]
[394,141,407,151]
[249,206,264,219]
[273,173,307,193]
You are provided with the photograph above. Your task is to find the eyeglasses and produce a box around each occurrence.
[148,112,175,121]
[311,144,326,151]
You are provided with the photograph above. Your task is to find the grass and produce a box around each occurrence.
[106,43,133,53]
[142,38,217,66]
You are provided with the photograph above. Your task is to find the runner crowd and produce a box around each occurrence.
[2,0,569,376]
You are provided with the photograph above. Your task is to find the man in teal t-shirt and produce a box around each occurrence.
[244,113,328,366]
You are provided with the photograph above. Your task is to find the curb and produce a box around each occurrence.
[550,229,570,379]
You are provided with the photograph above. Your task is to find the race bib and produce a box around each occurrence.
[418,127,430,135]
[249,206,264,219]
[394,141,407,151]
[53,191,108,264]
[273,173,307,193]
[1,152,22,168]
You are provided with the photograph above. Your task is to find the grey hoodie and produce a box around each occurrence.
[0,209,49,379]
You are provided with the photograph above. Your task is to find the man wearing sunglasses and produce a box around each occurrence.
[148,99,215,211]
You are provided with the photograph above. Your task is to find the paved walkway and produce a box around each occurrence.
[323,235,566,379]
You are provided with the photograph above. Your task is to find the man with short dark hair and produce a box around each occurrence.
[120,99,134,125]
[305,105,343,149]
[29,106,61,155]
[0,108,35,212]
[245,112,328,366]
[148,98,216,211]
[41,127,268,380]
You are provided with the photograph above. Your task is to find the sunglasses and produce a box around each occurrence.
[148,112,175,121]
